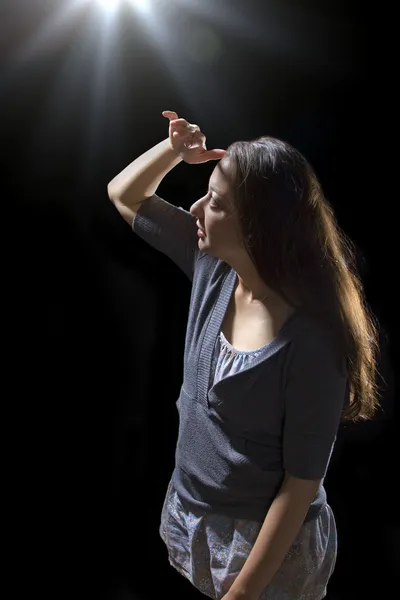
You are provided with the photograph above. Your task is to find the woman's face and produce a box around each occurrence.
[190,157,245,261]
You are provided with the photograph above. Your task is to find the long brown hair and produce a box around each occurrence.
[225,136,380,422]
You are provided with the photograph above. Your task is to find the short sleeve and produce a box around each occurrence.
[133,194,200,281]
[283,327,348,480]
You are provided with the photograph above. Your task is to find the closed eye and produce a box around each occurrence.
[209,196,219,208]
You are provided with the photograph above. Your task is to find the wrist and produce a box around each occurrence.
[226,585,258,600]
[166,137,182,159]
[228,577,261,600]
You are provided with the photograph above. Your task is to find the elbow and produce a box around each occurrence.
[107,182,118,203]
[108,183,128,207]
[107,183,137,206]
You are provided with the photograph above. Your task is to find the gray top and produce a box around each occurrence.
[133,194,348,522]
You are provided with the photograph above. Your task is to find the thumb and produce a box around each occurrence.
[203,149,226,161]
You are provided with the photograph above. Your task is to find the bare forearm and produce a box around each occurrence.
[107,138,183,207]
[229,475,320,600]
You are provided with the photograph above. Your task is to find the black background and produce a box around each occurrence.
[3,1,396,598]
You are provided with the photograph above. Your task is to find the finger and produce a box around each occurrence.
[203,149,227,161]
[170,118,190,128]
[162,111,178,121]
[191,130,205,140]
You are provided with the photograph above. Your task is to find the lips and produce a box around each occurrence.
[196,222,206,234]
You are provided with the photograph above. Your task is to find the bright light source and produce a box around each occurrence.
[131,0,150,11]
[96,0,120,11]
[92,0,150,12]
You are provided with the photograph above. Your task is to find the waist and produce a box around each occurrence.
[172,466,326,523]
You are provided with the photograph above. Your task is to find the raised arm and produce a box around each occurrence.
[107,110,226,225]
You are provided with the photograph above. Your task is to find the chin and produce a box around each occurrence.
[199,239,210,252]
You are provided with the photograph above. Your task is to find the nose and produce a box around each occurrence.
[190,198,201,218]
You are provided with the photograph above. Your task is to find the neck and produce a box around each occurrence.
[235,274,277,305]
[225,251,284,306]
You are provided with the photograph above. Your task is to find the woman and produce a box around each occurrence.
[107,111,380,600]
